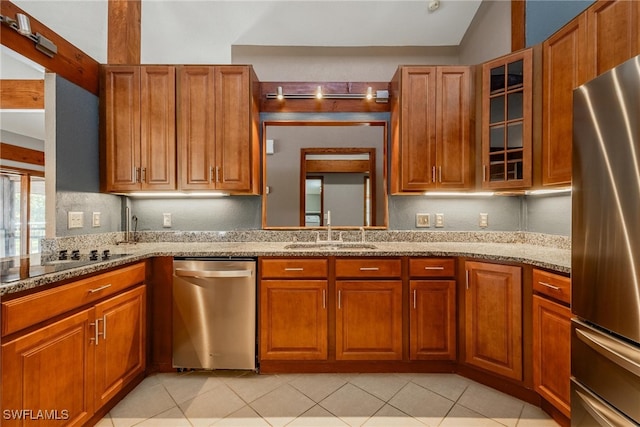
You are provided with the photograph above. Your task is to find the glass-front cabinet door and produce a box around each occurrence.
[482,49,533,189]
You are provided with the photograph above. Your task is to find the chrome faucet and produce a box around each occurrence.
[315,210,343,244]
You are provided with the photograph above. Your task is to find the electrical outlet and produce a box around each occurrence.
[435,213,445,228]
[163,213,172,228]
[479,212,489,228]
[416,213,430,228]
[92,212,101,227]
[67,211,84,229]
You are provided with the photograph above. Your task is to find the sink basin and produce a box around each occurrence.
[284,242,377,250]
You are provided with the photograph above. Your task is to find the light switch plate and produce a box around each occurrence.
[68,211,84,229]
[479,213,489,228]
[92,212,101,227]
[163,213,172,228]
[435,213,445,228]
[416,213,430,228]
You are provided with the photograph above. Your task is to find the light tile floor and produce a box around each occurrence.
[97,371,561,427]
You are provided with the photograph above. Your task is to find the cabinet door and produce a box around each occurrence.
[481,50,533,190]
[410,280,456,360]
[178,66,216,190]
[214,66,253,192]
[533,295,571,418]
[542,15,587,186]
[465,261,522,380]
[436,67,473,189]
[94,285,146,409]
[336,280,403,360]
[140,66,176,190]
[399,67,437,191]
[260,280,328,360]
[586,0,640,80]
[102,66,141,192]
[1,309,94,427]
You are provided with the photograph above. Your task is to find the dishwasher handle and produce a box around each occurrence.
[175,268,253,278]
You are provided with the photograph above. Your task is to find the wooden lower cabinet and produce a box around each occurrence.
[259,280,328,360]
[2,309,95,426]
[94,285,147,409]
[464,261,523,381]
[410,280,456,360]
[336,280,403,360]
[533,294,571,418]
[1,268,146,427]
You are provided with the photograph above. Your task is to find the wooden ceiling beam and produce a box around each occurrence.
[107,0,141,64]
[0,1,99,95]
[0,79,44,109]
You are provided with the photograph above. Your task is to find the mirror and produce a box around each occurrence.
[263,121,387,228]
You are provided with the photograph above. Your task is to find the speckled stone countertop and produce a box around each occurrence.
[0,231,571,296]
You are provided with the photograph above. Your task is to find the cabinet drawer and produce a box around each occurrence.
[1,262,146,337]
[335,258,402,278]
[409,258,455,277]
[260,258,328,278]
[533,268,571,304]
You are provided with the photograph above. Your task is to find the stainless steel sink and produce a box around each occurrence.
[284,242,377,250]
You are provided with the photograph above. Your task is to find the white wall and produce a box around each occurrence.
[458,0,512,65]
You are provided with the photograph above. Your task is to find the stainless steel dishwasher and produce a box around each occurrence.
[172,257,256,370]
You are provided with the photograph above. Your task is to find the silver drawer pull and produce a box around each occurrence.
[424,266,445,270]
[359,267,379,271]
[284,267,304,271]
[88,284,112,293]
[538,281,561,291]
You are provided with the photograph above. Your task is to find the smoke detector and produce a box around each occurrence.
[428,0,440,12]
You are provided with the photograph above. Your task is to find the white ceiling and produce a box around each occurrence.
[10,0,483,63]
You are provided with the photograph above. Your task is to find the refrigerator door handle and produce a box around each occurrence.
[573,380,637,427]
[575,323,640,378]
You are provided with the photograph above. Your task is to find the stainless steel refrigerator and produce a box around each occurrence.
[572,54,640,426]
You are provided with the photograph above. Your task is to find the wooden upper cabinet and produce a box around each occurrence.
[481,49,533,190]
[390,66,473,193]
[178,65,260,194]
[101,65,176,192]
[542,15,587,187]
[585,0,640,80]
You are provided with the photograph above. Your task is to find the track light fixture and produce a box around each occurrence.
[267,85,390,103]
[0,13,58,58]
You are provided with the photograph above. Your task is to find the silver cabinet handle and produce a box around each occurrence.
[209,166,214,182]
[90,318,100,346]
[432,166,436,183]
[89,284,112,293]
[338,290,341,309]
[465,270,470,290]
[141,167,147,183]
[322,289,326,309]
[424,266,445,270]
[538,281,561,291]
[175,268,252,278]
[439,166,442,183]
[215,166,220,183]
[102,314,107,340]
[284,267,304,271]
[359,267,379,271]
[413,289,416,309]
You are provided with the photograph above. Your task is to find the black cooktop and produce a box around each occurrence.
[0,253,131,284]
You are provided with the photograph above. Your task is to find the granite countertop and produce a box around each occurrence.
[0,237,571,296]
